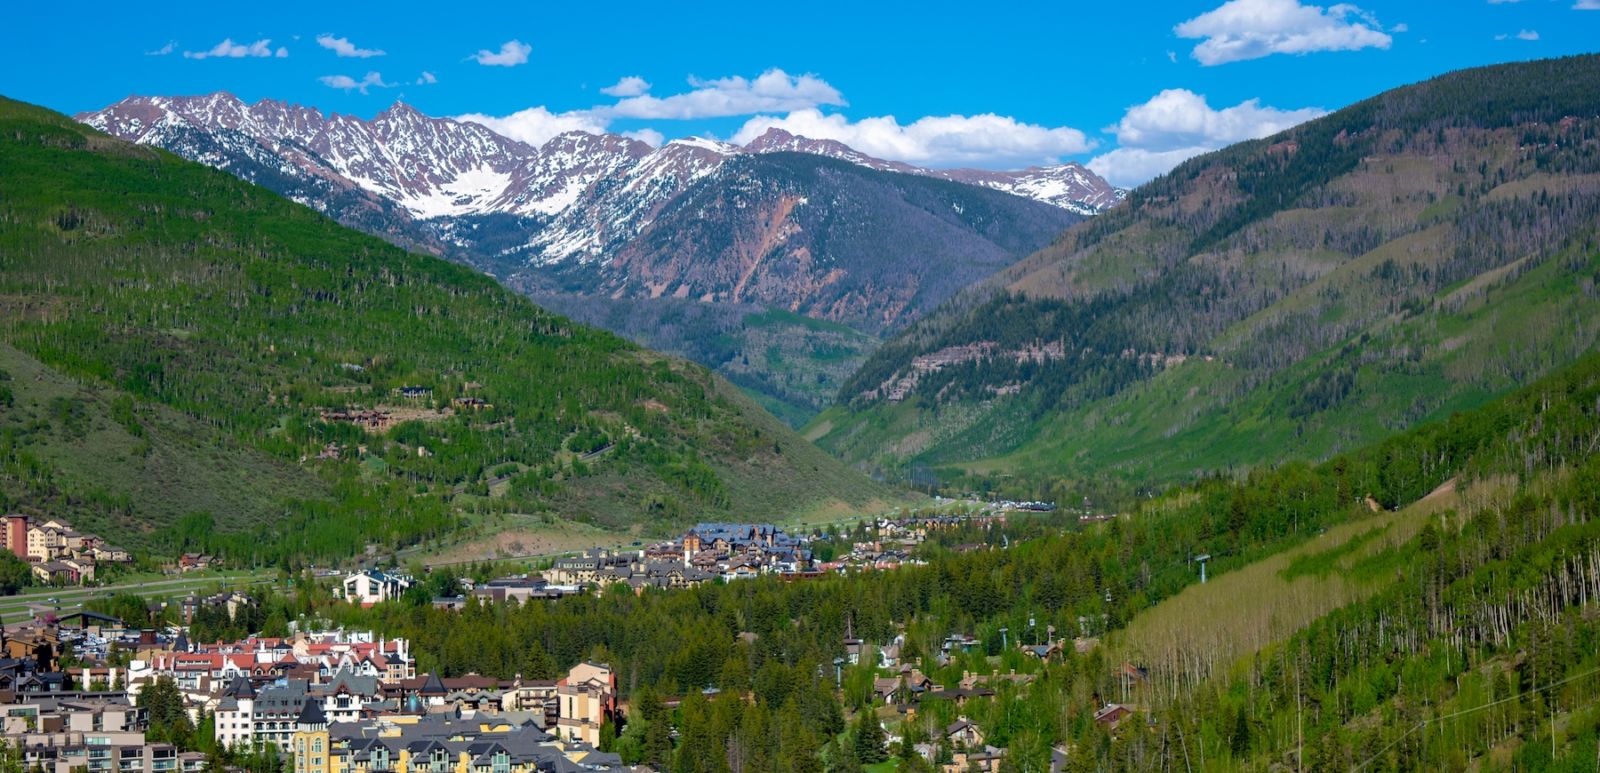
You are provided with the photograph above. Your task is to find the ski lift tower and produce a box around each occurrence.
[1194,553,1212,584]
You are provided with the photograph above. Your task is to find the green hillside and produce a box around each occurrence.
[0,96,898,565]
[531,294,882,429]
[324,340,1600,772]
[1100,350,1600,770]
[812,54,1600,501]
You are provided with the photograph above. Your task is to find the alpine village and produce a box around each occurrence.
[4,4,1600,772]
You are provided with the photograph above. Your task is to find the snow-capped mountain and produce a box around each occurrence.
[78,93,1098,332]
[81,94,1120,227]
[742,127,924,173]
[79,94,652,221]
[741,128,1125,215]
[78,93,1108,420]
[528,136,742,264]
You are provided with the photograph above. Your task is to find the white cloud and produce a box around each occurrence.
[416,71,438,85]
[1577,0,1600,9]
[472,40,531,67]
[1495,29,1540,40]
[1390,23,1408,32]
[1088,88,1325,186]
[622,128,665,147]
[184,38,284,60]
[601,76,652,97]
[455,106,609,146]
[460,66,1085,168]
[599,69,845,120]
[455,67,843,147]
[1176,0,1392,65]
[1106,89,1326,150]
[319,72,392,95]
[1089,148,1220,188]
[317,34,385,58]
[146,41,175,56]
[732,109,1094,168]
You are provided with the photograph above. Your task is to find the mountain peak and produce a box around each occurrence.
[742,127,869,161]
[743,126,799,150]
[376,100,424,122]
[539,130,653,159]
[199,91,246,106]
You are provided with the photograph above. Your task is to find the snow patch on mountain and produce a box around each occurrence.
[403,165,514,219]
[79,93,1124,269]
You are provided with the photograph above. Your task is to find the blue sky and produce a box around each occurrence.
[4,0,1598,185]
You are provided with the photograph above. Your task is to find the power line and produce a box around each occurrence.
[1351,664,1600,771]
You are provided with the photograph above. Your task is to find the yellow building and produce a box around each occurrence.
[294,729,336,773]
[555,662,615,747]
[26,520,72,561]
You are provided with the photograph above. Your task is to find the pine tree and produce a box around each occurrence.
[854,712,888,764]
[644,718,674,772]
[1230,705,1251,759]
[827,737,862,773]
[139,677,195,748]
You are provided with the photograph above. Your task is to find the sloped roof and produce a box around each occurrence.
[297,699,328,726]
[222,675,256,699]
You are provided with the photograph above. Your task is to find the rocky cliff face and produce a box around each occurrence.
[513,152,1081,334]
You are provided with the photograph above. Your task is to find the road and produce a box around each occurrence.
[0,572,275,624]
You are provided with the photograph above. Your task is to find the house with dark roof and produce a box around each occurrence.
[945,717,984,749]
[1021,640,1063,662]
[295,709,621,773]
[470,575,550,605]
[212,671,388,752]
[1093,703,1135,728]
[948,745,1006,773]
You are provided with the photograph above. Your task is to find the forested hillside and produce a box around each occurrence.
[252,343,1600,772]
[812,54,1600,500]
[534,295,881,428]
[0,96,896,564]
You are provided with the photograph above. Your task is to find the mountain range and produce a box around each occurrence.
[810,53,1600,499]
[80,94,1117,422]
[0,95,899,562]
[80,94,1121,222]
